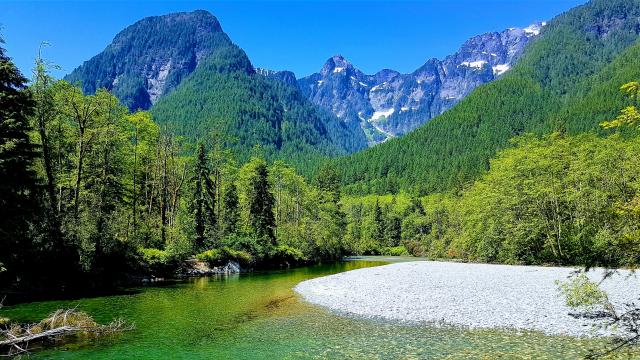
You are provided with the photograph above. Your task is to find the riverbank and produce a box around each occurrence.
[294,261,640,337]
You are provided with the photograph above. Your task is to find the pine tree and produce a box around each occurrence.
[385,216,402,247]
[247,158,275,245]
[373,200,385,242]
[191,143,216,250]
[221,182,239,237]
[316,163,342,204]
[0,41,40,285]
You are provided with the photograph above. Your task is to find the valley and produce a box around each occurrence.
[2,0,640,358]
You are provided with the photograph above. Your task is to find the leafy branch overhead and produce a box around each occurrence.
[601,82,640,129]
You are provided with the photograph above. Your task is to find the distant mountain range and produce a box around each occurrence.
[289,24,544,144]
[65,11,365,167]
[60,0,640,198]
[335,0,640,194]
[65,9,548,153]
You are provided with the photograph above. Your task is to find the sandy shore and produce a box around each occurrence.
[294,261,640,337]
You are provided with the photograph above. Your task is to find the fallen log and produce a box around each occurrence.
[0,309,132,355]
[0,325,76,347]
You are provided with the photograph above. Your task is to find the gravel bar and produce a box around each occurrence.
[294,261,640,337]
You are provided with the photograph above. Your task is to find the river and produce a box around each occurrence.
[0,257,619,359]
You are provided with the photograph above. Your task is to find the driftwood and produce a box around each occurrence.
[0,309,132,356]
[0,325,75,346]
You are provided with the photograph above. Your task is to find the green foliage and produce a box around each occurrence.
[191,143,217,250]
[196,247,253,268]
[220,183,240,237]
[601,81,640,128]
[556,274,612,312]
[336,0,640,195]
[138,248,181,276]
[365,133,640,267]
[264,245,307,267]
[0,41,41,287]
[244,157,276,244]
[379,246,409,257]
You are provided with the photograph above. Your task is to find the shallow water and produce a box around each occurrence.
[0,258,632,359]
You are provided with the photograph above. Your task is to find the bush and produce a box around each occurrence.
[138,248,181,276]
[380,246,409,256]
[264,245,307,267]
[220,234,265,257]
[196,247,253,268]
[556,274,613,312]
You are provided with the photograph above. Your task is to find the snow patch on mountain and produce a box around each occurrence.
[492,64,511,76]
[297,22,545,145]
[460,60,488,69]
[371,108,395,121]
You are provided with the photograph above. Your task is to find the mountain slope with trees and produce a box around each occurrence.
[149,47,364,170]
[65,10,366,172]
[65,10,231,112]
[335,0,640,195]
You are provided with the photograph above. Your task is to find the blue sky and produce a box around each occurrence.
[2,0,586,79]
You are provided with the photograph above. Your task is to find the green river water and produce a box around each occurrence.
[0,258,629,359]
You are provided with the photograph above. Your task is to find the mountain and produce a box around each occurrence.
[298,24,544,144]
[64,11,367,169]
[65,10,232,111]
[335,0,640,194]
[255,68,298,87]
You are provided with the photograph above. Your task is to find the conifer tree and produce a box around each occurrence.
[0,41,40,284]
[221,182,239,237]
[191,143,216,250]
[373,200,385,242]
[247,158,275,245]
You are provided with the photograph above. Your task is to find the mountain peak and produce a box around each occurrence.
[300,22,542,145]
[65,9,234,111]
[115,10,224,42]
[321,54,353,75]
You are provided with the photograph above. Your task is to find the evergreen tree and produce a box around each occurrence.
[247,158,275,245]
[373,200,385,242]
[316,163,341,204]
[312,162,346,258]
[221,182,239,237]
[191,143,216,250]
[0,41,40,286]
[385,215,402,247]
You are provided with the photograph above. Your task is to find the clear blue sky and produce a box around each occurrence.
[2,0,586,79]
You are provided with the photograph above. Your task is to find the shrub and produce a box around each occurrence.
[220,234,265,257]
[380,246,409,256]
[265,245,307,267]
[138,248,181,276]
[556,274,614,314]
[196,247,253,268]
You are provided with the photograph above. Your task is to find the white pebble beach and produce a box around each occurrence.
[294,261,640,337]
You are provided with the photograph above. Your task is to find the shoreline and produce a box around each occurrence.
[294,261,640,338]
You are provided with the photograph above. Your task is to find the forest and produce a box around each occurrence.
[336,0,640,195]
[0,43,350,297]
[3,37,640,299]
[2,0,640,300]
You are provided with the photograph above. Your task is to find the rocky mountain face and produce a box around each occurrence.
[297,23,545,144]
[66,10,366,165]
[255,68,298,87]
[65,10,235,111]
